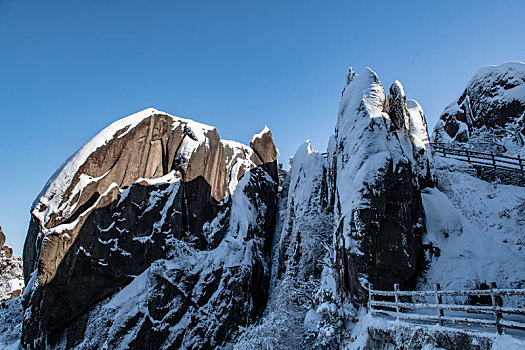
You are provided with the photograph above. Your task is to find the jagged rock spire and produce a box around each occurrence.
[346,67,356,85]
[385,80,410,131]
[329,68,426,303]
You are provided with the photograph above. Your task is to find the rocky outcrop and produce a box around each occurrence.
[327,68,430,303]
[22,109,278,349]
[250,126,279,181]
[0,228,24,303]
[0,226,5,250]
[235,68,435,347]
[433,62,525,154]
[234,141,332,349]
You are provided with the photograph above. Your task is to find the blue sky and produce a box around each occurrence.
[1,0,524,254]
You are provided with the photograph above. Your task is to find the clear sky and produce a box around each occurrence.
[1,0,524,254]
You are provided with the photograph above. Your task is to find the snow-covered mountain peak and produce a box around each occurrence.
[291,140,314,160]
[337,67,386,137]
[433,61,525,155]
[469,61,525,96]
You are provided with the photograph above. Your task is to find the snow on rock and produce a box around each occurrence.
[1,228,24,302]
[0,298,24,349]
[249,125,279,181]
[433,61,525,156]
[235,67,437,348]
[0,253,23,302]
[407,99,435,188]
[21,108,279,348]
[234,140,332,349]
[327,67,430,303]
[347,313,524,350]
[55,168,277,350]
[0,231,24,350]
[385,80,410,131]
[31,108,210,225]
[421,187,463,246]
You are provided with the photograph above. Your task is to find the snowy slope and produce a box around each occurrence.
[0,298,23,350]
[420,156,525,305]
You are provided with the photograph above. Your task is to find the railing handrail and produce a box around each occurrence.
[429,143,524,174]
[369,288,525,297]
[368,282,525,334]
[430,143,521,161]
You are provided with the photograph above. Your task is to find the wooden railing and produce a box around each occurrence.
[430,143,524,174]
[368,283,525,334]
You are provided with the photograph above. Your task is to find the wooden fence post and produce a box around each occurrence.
[434,283,444,325]
[491,152,496,169]
[442,146,446,158]
[518,155,523,174]
[394,283,400,319]
[490,282,503,334]
[466,150,470,163]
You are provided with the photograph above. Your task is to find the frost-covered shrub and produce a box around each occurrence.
[311,288,356,348]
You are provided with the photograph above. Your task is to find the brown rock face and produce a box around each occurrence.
[250,126,279,181]
[0,226,5,250]
[22,109,279,349]
[2,246,13,259]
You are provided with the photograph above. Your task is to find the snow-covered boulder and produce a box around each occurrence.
[21,109,279,348]
[0,228,24,303]
[328,68,431,303]
[433,62,525,155]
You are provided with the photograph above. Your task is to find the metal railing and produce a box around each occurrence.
[430,143,524,174]
[368,282,525,334]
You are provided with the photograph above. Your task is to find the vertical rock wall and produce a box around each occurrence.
[21,109,279,349]
[327,68,431,303]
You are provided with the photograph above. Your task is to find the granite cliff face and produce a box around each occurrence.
[21,67,436,349]
[22,109,278,349]
[433,62,525,154]
[235,67,434,348]
[327,68,431,303]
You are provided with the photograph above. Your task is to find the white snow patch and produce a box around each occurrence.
[421,157,525,301]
